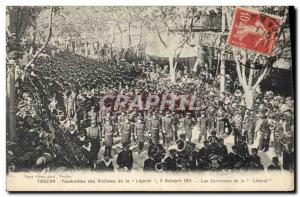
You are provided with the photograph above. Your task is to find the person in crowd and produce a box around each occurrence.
[120,116,132,145]
[135,117,146,154]
[164,149,178,171]
[267,156,281,170]
[66,123,78,142]
[102,119,114,158]
[197,110,207,143]
[258,115,271,152]
[75,130,87,147]
[198,140,210,170]
[86,120,102,162]
[80,139,93,168]
[150,112,161,143]
[95,154,114,172]
[116,143,133,171]
[183,112,194,143]
[162,111,175,147]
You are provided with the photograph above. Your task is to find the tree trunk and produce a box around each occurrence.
[8,59,17,142]
[220,50,225,93]
[169,56,176,83]
[208,47,213,72]
[244,90,254,110]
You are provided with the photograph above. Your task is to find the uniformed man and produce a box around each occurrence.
[158,110,165,144]
[183,112,194,142]
[162,111,175,147]
[116,143,133,171]
[148,139,166,163]
[172,112,179,141]
[66,123,78,142]
[243,111,256,145]
[218,138,228,164]
[102,119,114,158]
[143,146,159,171]
[208,135,221,155]
[117,111,126,137]
[206,111,215,135]
[216,107,226,136]
[273,114,284,156]
[164,149,178,171]
[110,112,119,137]
[95,154,114,172]
[144,111,152,142]
[80,139,93,168]
[150,112,161,143]
[188,143,199,171]
[135,117,145,154]
[247,156,264,171]
[258,115,271,152]
[120,116,132,145]
[208,130,218,143]
[143,150,157,171]
[236,136,250,158]
[197,110,207,143]
[267,156,281,170]
[87,106,99,126]
[75,130,86,147]
[227,145,245,170]
[198,141,210,170]
[232,111,243,144]
[86,120,102,162]
[248,148,260,166]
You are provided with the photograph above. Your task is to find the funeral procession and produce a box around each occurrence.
[6,6,294,174]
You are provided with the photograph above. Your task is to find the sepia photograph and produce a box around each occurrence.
[5,5,295,192]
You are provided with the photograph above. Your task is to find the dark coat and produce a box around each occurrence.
[96,160,114,172]
[143,158,157,171]
[267,164,281,170]
[116,150,133,170]
[164,156,178,171]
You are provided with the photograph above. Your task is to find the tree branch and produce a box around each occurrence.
[24,7,53,70]
[154,23,168,49]
[248,53,259,86]
[233,50,247,90]
[252,67,268,91]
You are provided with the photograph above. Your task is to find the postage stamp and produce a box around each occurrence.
[228,8,282,56]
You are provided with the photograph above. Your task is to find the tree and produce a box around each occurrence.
[228,7,290,110]
[24,7,54,70]
[148,7,212,82]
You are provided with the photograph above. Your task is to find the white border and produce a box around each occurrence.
[0,1,298,196]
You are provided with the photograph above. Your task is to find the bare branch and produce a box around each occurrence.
[248,53,259,86]
[24,7,53,70]
[154,23,168,49]
[252,67,268,91]
[233,50,247,90]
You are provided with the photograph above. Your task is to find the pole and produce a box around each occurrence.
[8,55,17,142]
[220,7,226,93]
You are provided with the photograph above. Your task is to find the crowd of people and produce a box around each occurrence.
[7,50,294,173]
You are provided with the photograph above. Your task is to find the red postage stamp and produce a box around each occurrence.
[228,8,282,56]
